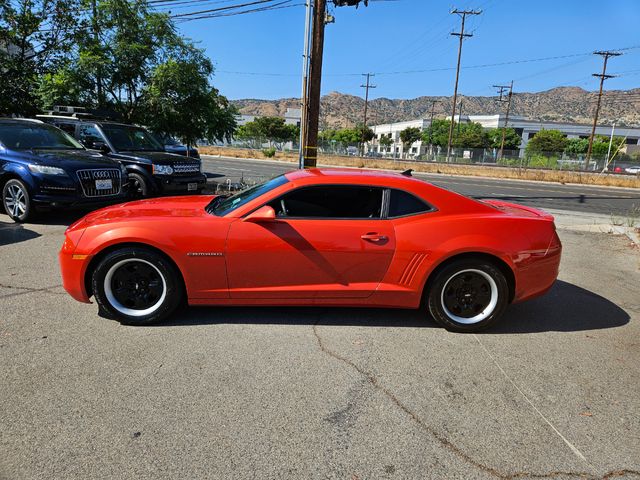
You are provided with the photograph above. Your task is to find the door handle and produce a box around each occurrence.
[361,233,387,242]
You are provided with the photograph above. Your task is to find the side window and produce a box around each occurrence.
[388,189,433,218]
[56,123,76,136]
[78,125,104,149]
[269,186,383,219]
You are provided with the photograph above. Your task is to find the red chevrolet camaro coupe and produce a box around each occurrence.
[59,168,561,332]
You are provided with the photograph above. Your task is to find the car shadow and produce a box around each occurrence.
[0,220,42,246]
[158,280,630,334]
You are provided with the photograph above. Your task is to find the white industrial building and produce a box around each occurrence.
[370,114,640,159]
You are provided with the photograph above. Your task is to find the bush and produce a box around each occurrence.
[262,147,276,158]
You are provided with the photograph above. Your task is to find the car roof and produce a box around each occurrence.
[285,167,428,187]
[36,115,141,128]
[0,118,44,125]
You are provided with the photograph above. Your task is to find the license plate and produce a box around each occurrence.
[95,179,112,190]
[187,182,198,191]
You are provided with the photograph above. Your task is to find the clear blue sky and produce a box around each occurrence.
[173,0,640,100]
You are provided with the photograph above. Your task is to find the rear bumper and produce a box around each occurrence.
[513,242,562,303]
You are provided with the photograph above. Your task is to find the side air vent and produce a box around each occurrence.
[399,253,428,286]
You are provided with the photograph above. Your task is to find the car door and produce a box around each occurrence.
[225,185,396,299]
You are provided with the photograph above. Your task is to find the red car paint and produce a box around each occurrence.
[59,168,561,310]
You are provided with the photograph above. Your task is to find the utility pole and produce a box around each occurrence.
[91,0,104,108]
[302,0,328,168]
[586,50,621,170]
[427,100,438,158]
[298,0,313,169]
[446,8,481,162]
[360,73,376,156]
[493,80,513,160]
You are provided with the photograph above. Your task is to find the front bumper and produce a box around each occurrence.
[59,232,93,303]
[152,173,207,194]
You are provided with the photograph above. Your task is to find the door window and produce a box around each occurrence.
[78,125,105,149]
[269,185,383,219]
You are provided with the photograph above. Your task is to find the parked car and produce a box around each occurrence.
[152,133,200,159]
[625,166,640,174]
[0,118,128,222]
[37,115,206,197]
[59,168,561,332]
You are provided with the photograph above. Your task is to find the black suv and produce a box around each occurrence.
[37,115,207,197]
[0,118,128,222]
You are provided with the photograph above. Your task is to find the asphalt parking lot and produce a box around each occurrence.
[1,209,639,479]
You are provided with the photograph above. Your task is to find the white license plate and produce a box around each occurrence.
[187,182,198,191]
[95,179,112,190]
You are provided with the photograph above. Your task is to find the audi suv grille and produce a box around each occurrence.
[76,169,122,197]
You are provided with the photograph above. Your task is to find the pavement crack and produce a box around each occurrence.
[312,323,634,480]
[0,282,65,299]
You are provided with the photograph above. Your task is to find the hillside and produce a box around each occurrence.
[231,87,640,129]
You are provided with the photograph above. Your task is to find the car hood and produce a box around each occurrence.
[110,150,194,165]
[82,195,216,224]
[13,149,119,169]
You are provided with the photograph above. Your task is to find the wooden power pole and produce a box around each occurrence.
[493,81,513,160]
[586,50,621,170]
[446,8,481,162]
[360,73,376,156]
[302,0,327,168]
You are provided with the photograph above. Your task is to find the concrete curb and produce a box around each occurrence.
[546,208,640,246]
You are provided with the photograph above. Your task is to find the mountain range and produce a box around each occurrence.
[231,87,640,129]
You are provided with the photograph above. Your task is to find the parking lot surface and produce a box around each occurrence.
[1,211,639,479]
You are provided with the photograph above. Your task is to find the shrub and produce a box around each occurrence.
[262,147,276,158]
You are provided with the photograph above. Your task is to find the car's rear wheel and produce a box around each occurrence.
[2,179,32,222]
[92,247,183,325]
[427,259,509,333]
[128,173,149,198]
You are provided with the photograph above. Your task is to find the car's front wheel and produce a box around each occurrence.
[2,179,32,222]
[128,172,149,198]
[427,259,509,333]
[92,247,183,325]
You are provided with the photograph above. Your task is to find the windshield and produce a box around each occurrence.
[101,124,164,152]
[0,123,84,150]
[207,175,289,216]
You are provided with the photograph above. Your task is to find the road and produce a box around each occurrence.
[1,213,639,479]
[202,155,640,217]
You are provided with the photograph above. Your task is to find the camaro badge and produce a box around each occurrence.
[187,252,224,257]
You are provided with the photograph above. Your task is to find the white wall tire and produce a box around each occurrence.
[427,260,509,333]
[92,247,183,325]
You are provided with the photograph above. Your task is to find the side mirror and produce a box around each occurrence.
[244,205,276,222]
[93,141,110,153]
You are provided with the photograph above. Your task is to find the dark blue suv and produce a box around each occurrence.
[0,118,128,222]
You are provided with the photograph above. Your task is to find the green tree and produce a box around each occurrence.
[143,59,237,153]
[235,117,298,149]
[40,0,202,121]
[526,129,568,154]
[422,119,452,148]
[0,0,78,115]
[400,127,422,152]
[379,133,393,151]
[487,127,521,150]
[453,122,489,149]
[564,138,589,155]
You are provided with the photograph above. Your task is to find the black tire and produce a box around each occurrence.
[128,172,149,198]
[427,259,509,333]
[2,179,32,222]
[92,247,183,325]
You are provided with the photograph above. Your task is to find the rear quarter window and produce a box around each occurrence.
[388,189,434,218]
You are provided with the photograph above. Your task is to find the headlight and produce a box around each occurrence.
[152,164,174,175]
[28,164,67,176]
